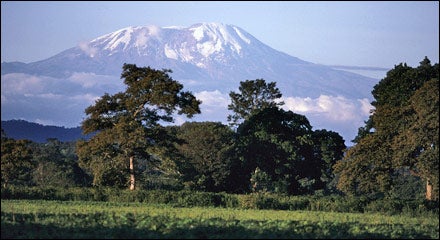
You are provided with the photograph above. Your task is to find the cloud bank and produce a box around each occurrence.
[1,73,124,127]
[1,73,373,144]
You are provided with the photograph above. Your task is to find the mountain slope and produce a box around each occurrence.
[1,23,376,98]
[1,120,90,143]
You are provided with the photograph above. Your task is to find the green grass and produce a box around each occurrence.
[2,199,439,239]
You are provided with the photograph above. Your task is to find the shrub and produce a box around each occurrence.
[1,186,438,216]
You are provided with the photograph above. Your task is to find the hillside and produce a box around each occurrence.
[1,119,89,143]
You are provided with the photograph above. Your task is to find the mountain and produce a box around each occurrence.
[1,120,91,143]
[1,22,380,144]
[1,23,377,98]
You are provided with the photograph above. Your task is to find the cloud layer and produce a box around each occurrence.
[1,73,124,127]
[1,73,373,144]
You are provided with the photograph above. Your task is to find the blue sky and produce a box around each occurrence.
[1,1,439,68]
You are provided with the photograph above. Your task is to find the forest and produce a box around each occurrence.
[1,57,439,202]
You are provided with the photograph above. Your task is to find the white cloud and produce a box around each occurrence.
[173,90,231,123]
[280,95,374,144]
[1,73,45,94]
[195,90,229,108]
[67,72,122,89]
[358,98,375,116]
[135,29,149,47]
[281,95,372,122]
[147,25,161,37]
[0,72,374,145]
[78,41,98,57]
[68,72,99,88]
[1,72,123,127]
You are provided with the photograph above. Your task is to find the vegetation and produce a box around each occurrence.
[334,57,439,200]
[2,199,438,239]
[1,59,439,238]
[76,64,201,190]
[227,78,284,127]
[1,132,35,188]
[2,186,438,215]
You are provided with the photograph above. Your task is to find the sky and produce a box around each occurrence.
[1,1,439,145]
[1,1,439,69]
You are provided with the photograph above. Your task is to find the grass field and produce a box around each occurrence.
[1,199,439,239]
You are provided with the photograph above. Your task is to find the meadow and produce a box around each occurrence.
[2,199,438,239]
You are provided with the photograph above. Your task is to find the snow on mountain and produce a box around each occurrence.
[1,22,380,144]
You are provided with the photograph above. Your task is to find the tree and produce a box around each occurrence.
[333,134,394,197]
[76,64,201,190]
[392,78,439,200]
[173,121,236,192]
[236,107,314,194]
[228,79,284,126]
[334,57,439,199]
[1,133,35,188]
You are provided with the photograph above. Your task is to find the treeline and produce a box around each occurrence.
[1,58,438,202]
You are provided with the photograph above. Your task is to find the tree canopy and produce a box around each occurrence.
[76,64,201,190]
[236,107,331,194]
[334,57,439,200]
[228,79,284,126]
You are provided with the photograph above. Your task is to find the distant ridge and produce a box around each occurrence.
[1,119,90,143]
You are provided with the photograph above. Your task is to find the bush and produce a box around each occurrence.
[286,196,310,211]
[1,186,438,216]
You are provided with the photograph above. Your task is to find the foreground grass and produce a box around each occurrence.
[1,199,439,239]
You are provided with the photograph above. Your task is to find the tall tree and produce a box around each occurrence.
[334,57,439,199]
[227,79,284,126]
[392,78,439,200]
[76,64,201,190]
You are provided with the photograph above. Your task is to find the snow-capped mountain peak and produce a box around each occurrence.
[189,22,252,56]
[81,23,259,62]
[89,25,162,55]
[1,22,381,144]
[1,22,376,99]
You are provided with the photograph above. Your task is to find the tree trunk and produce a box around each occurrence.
[426,178,432,201]
[129,156,135,190]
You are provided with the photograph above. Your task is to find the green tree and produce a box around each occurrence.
[236,107,314,194]
[333,134,394,197]
[334,57,439,199]
[228,79,284,126]
[1,133,35,187]
[392,78,439,200]
[173,121,236,192]
[76,64,201,190]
